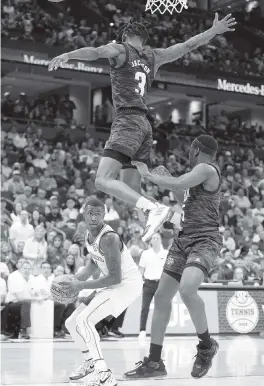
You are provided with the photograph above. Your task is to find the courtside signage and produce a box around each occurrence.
[217,78,264,96]
[226,291,259,333]
[23,54,103,73]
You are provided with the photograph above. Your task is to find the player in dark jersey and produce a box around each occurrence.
[124,135,222,379]
[49,15,236,242]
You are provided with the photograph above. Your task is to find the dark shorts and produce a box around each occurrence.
[104,111,153,164]
[164,233,222,278]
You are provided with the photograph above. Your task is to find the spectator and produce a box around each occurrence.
[62,198,79,223]
[208,270,219,283]
[47,234,65,270]
[64,254,76,275]
[233,267,244,284]
[32,262,52,301]
[9,210,34,252]
[222,229,236,251]
[3,170,25,197]
[23,226,47,275]
[0,276,8,338]
[218,250,235,280]
[243,254,259,280]
[67,244,84,270]
[233,188,251,210]
[14,186,33,207]
[5,261,34,339]
[72,221,87,247]
[138,233,168,341]
[11,202,23,223]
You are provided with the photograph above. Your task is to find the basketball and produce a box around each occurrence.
[51,275,79,305]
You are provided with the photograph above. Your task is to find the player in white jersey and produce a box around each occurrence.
[62,197,143,386]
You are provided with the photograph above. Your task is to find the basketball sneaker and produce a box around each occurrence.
[85,370,117,386]
[191,338,219,378]
[69,359,94,381]
[142,205,173,242]
[124,357,167,379]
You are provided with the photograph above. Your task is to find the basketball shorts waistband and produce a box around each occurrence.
[116,108,147,116]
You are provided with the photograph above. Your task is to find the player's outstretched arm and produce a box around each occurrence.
[153,13,236,68]
[48,43,125,71]
[77,233,122,290]
[132,161,215,190]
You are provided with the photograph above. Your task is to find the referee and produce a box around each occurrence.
[138,233,168,341]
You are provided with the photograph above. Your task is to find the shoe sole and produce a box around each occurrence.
[142,208,173,242]
[123,371,167,380]
[69,369,94,381]
[191,343,219,379]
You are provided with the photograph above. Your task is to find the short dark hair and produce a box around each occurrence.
[192,135,218,157]
[117,18,149,44]
[83,197,105,212]
[41,261,51,268]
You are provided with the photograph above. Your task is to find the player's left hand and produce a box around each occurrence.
[60,278,83,293]
[131,161,151,178]
[212,13,237,34]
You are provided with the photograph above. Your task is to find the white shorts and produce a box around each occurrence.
[89,270,143,318]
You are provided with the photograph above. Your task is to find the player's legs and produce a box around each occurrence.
[95,114,172,241]
[65,303,96,380]
[179,238,221,378]
[120,165,142,194]
[124,239,185,379]
[66,291,117,386]
[179,266,207,334]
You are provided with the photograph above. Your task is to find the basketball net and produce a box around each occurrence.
[145,0,188,14]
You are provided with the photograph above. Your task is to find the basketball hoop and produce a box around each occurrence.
[145,0,188,14]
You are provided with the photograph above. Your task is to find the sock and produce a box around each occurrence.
[136,197,158,212]
[78,318,108,371]
[197,329,212,350]
[149,343,163,362]
[82,349,92,361]
[94,359,108,371]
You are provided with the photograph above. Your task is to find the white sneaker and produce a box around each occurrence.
[85,370,117,386]
[142,205,173,242]
[69,359,95,381]
[138,331,146,341]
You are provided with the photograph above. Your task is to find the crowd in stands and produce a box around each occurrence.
[1,89,264,339]
[2,0,264,77]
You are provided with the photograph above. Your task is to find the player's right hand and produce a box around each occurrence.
[212,13,237,34]
[48,53,70,71]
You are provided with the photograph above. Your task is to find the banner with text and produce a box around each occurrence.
[122,288,264,335]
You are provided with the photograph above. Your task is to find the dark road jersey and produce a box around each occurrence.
[109,43,155,113]
[180,164,221,235]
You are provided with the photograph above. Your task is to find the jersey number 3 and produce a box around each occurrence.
[135,71,146,96]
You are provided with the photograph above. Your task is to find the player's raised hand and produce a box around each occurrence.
[212,13,237,34]
[48,52,70,71]
[131,161,151,178]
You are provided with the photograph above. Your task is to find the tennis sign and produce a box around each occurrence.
[217,78,264,96]
[226,291,259,333]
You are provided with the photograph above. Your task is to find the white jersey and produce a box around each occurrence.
[85,224,139,281]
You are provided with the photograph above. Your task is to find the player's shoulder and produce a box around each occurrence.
[193,162,218,176]
[105,42,126,53]
[100,231,120,250]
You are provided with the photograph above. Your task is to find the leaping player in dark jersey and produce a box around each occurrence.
[49,14,236,242]
[124,135,222,379]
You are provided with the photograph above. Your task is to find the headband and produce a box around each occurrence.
[192,138,217,157]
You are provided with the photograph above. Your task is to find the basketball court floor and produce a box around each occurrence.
[1,336,264,386]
